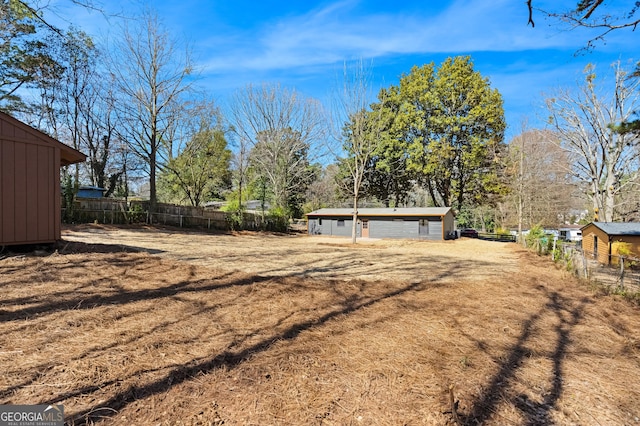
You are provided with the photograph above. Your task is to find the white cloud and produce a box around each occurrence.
[199,0,587,74]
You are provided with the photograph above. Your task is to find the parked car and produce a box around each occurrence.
[459,228,479,238]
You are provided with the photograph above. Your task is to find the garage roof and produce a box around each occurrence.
[307,207,452,217]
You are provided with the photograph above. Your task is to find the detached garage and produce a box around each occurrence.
[306,207,455,241]
[1,112,86,246]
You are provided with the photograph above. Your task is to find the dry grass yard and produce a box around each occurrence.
[0,224,639,425]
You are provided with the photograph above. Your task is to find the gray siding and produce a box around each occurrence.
[424,219,442,241]
[331,218,354,237]
[369,218,418,239]
[443,211,454,237]
[308,218,355,237]
[308,211,454,240]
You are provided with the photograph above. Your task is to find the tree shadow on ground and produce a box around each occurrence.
[460,288,590,425]
[51,280,428,424]
[0,240,452,424]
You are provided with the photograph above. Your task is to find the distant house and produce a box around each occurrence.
[77,185,106,198]
[306,207,455,241]
[1,112,85,246]
[559,225,583,242]
[581,222,640,264]
[246,200,270,211]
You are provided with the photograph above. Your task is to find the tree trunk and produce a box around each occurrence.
[149,144,157,215]
[351,196,358,244]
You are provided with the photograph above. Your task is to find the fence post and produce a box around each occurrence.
[619,256,625,290]
[582,249,588,279]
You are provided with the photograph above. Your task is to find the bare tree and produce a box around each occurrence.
[331,60,384,244]
[304,163,341,212]
[527,1,640,48]
[109,9,193,213]
[546,62,640,222]
[230,83,326,216]
[502,128,577,237]
[78,72,132,197]
[57,28,97,184]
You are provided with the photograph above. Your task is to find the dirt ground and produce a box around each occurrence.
[0,224,639,425]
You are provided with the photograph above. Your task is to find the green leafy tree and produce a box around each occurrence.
[160,125,231,206]
[377,57,506,212]
[249,127,317,217]
[363,89,417,207]
[0,0,62,111]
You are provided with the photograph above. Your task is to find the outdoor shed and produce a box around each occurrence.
[306,207,455,241]
[1,112,86,246]
[77,185,105,198]
[580,222,640,265]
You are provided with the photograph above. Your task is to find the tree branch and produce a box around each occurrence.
[527,0,535,27]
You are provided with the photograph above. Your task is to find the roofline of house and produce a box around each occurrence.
[581,222,640,237]
[306,211,450,218]
[0,111,86,166]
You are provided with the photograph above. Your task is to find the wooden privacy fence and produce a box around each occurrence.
[62,198,286,231]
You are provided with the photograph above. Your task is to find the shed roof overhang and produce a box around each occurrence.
[0,111,86,166]
[60,145,86,166]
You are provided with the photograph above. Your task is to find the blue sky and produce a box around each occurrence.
[50,0,637,141]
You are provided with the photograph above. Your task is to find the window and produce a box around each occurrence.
[362,221,368,229]
[337,219,345,227]
[318,218,322,225]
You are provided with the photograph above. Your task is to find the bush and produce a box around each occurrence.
[525,225,546,254]
[264,212,289,232]
[495,227,511,236]
[225,210,244,231]
[128,203,146,223]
